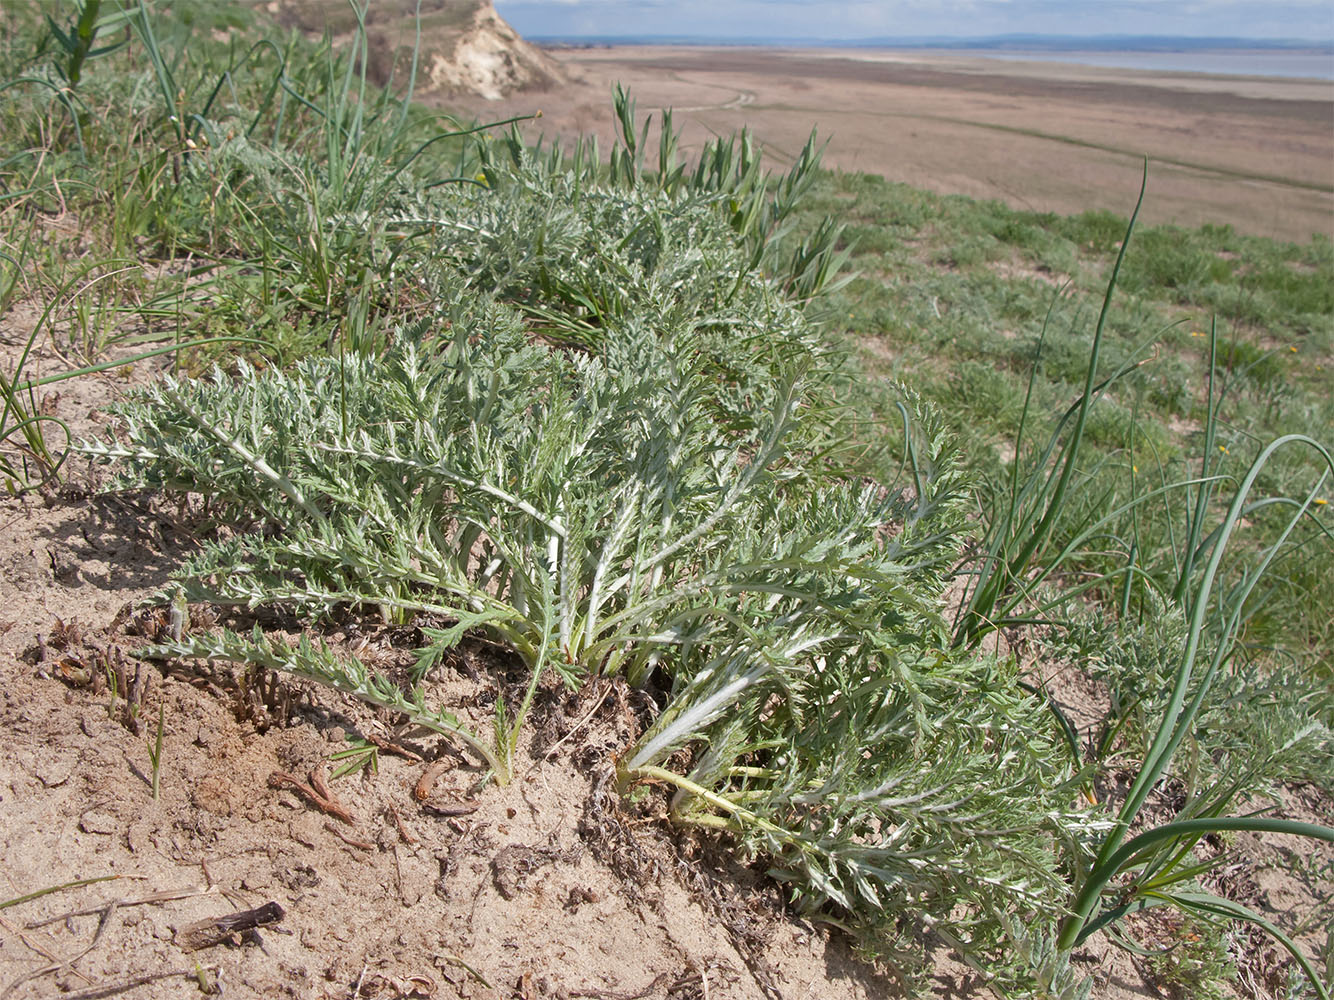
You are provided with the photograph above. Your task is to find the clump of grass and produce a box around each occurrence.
[941,174,1333,992]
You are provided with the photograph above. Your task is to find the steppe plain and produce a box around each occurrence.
[450,45,1334,243]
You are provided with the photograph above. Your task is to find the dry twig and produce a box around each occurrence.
[268,767,355,824]
[414,758,454,802]
[324,822,375,851]
[38,968,198,1000]
[26,884,220,929]
[365,731,423,761]
[389,805,419,845]
[175,900,285,952]
[568,972,671,999]
[0,901,118,999]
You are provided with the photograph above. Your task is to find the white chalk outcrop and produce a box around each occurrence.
[270,1,564,100]
[417,2,562,100]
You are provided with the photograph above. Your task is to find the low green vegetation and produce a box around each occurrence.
[795,171,1334,659]
[2,3,1330,997]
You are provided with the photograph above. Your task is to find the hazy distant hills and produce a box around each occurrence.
[852,35,1334,53]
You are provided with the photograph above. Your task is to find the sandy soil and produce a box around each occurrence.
[445,46,1334,243]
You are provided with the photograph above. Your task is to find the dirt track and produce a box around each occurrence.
[447,46,1334,242]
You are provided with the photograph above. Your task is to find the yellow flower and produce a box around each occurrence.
[1316,498,1329,506]
[1218,445,1228,454]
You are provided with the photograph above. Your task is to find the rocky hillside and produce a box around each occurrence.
[266,0,565,99]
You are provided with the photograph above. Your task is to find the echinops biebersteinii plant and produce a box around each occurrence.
[85,115,1092,980]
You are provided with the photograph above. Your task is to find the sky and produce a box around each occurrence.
[492,1,1334,42]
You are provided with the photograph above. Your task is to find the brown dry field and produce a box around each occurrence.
[448,45,1334,243]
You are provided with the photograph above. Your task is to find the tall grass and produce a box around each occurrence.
[1054,424,1333,997]
[938,170,1333,990]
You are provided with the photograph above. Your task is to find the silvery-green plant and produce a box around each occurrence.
[89,289,855,759]
[89,286,1091,973]
[455,85,853,343]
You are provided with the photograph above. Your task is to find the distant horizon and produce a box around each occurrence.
[526,33,1334,52]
